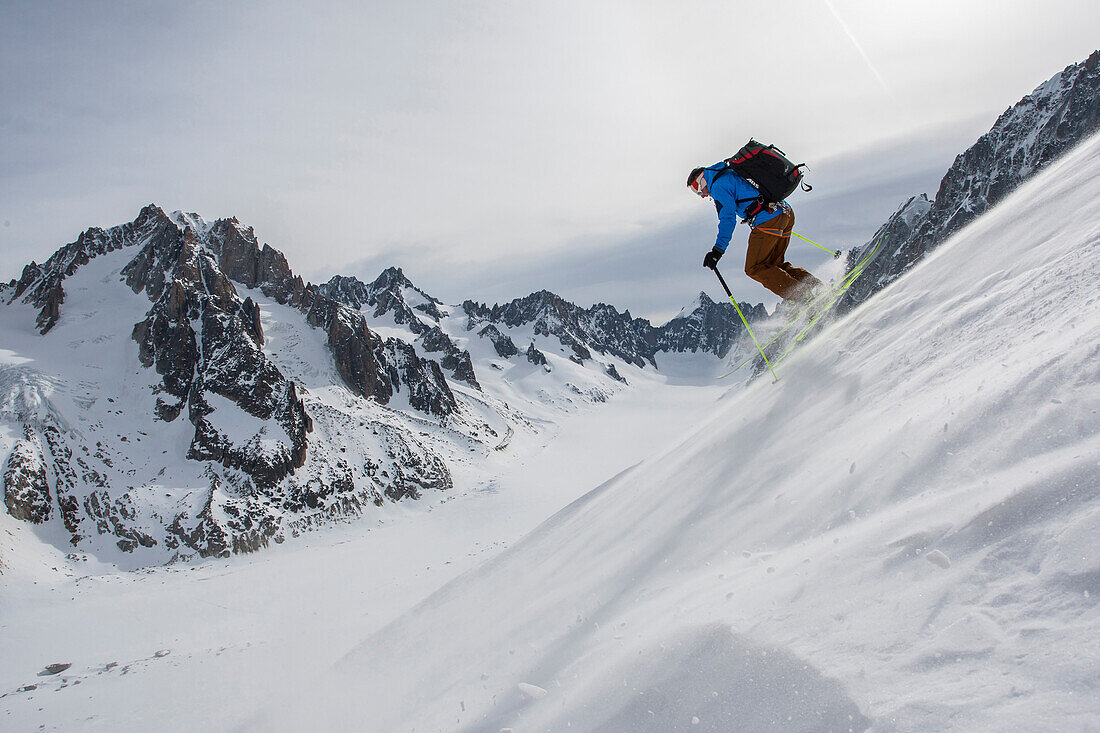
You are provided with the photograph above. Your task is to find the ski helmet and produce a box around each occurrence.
[687,167,708,197]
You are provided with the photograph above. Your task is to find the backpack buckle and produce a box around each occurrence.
[745,199,766,220]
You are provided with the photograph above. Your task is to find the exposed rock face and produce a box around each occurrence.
[2,206,458,560]
[420,326,480,390]
[840,50,1100,311]
[605,363,627,384]
[302,296,457,414]
[12,204,169,334]
[320,271,478,391]
[381,340,457,417]
[526,343,548,367]
[3,429,51,523]
[121,215,312,489]
[655,292,768,359]
[303,296,390,401]
[84,490,158,553]
[375,423,452,501]
[210,218,305,304]
[463,289,764,366]
[312,295,456,415]
[478,325,518,358]
[239,297,264,344]
[319,268,443,333]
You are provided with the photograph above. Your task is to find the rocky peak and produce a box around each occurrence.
[656,292,767,359]
[319,275,371,310]
[840,49,1100,310]
[369,266,414,294]
[319,267,443,333]
[11,204,175,333]
[207,218,305,305]
[465,287,764,367]
[2,206,468,562]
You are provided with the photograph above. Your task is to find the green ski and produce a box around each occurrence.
[720,234,887,379]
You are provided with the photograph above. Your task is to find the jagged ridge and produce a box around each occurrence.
[461,290,766,366]
[2,206,459,560]
[840,49,1100,309]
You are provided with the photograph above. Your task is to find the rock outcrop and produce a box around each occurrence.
[526,343,548,367]
[840,50,1100,310]
[3,429,51,523]
[463,289,764,366]
[478,325,519,358]
[655,292,768,359]
[2,207,458,560]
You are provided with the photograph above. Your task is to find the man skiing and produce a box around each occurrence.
[688,164,822,302]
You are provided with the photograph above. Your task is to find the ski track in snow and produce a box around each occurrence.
[2,132,1100,731]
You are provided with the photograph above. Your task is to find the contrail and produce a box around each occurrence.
[821,0,892,95]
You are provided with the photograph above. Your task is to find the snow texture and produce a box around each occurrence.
[2,71,1100,733]
[243,130,1100,732]
[4,205,706,564]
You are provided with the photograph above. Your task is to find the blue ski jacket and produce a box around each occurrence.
[703,164,783,252]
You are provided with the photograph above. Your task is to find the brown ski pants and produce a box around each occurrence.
[744,204,822,300]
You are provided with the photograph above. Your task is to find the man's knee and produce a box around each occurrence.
[745,263,769,282]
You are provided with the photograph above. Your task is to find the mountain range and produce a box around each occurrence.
[1,207,762,563]
[3,50,1099,566]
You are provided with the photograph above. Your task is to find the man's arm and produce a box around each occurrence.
[714,200,738,251]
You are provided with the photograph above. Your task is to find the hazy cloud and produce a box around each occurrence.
[2,1,1097,320]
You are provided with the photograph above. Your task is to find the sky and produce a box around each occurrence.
[2,0,1098,321]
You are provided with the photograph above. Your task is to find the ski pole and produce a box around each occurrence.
[709,265,779,383]
[791,231,841,258]
[751,225,841,258]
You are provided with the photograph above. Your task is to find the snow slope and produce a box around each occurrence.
[0,206,675,567]
[0,367,726,730]
[255,132,1100,731]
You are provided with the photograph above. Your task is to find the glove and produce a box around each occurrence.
[702,246,724,269]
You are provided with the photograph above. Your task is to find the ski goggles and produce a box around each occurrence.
[689,172,709,198]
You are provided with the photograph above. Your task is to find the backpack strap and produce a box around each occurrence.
[708,162,731,184]
[743,200,766,221]
[711,164,765,221]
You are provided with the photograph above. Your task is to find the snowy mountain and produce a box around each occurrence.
[0,207,472,562]
[253,126,1100,733]
[0,211,756,564]
[2,58,1100,733]
[319,268,447,330]
[19,49,1095,566]
[839,49,1100,310]
[462,289,767,368]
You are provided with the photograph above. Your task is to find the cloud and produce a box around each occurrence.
[338,121,982,322]
[2,1,1098,308]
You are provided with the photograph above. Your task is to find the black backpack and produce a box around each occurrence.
[713,139,811,214]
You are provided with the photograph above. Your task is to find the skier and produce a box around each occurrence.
[688,164,823,302]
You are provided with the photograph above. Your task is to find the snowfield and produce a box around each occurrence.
[257,132,1100,731]
[2,130,1100,731]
